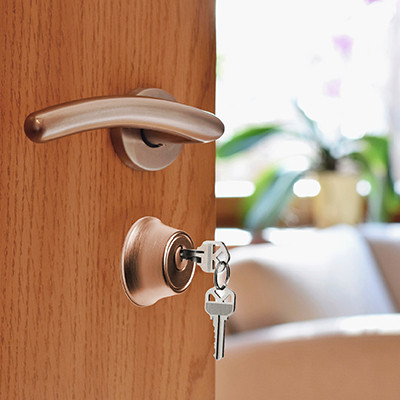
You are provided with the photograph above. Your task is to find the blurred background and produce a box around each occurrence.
[215,1,400,398]
[215,0,400,244]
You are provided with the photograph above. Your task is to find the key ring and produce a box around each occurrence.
[214,261,230,290]
[215,242,230,264]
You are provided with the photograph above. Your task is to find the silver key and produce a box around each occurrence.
[205,286,236,360]
[181,241,230,273]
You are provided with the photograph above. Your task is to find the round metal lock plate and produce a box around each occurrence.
[121,217,195,307]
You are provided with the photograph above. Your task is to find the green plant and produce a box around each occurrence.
[217,105,400,230]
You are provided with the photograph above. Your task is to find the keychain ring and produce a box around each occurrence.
[215,242,231,264]
[214,261,230,290]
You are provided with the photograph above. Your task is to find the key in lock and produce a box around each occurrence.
[121,216,196,307]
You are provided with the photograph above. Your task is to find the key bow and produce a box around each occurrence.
[196,241,230,273]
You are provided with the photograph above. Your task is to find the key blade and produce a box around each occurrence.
[213,316,227,360]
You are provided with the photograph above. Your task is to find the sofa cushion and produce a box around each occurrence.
[228,225,396,333]
[217,315,400,400]
[360,223,400,310]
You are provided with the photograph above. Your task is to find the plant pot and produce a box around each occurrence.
[312,172,364,228]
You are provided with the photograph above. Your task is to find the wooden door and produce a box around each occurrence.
[0,1,216,398]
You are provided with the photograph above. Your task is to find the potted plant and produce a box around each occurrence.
[217,105,400,231]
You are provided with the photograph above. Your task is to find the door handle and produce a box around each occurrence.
[24,88,224,171]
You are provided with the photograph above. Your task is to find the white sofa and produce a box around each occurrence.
[217,224,400,400]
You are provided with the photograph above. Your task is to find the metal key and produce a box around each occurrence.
[180,241,230,273]
[205,286,236,360]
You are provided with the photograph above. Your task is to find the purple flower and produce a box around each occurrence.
[333,35,353,58]
[323,79,341,97]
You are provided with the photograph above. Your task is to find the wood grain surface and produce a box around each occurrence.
[0,0,216,398]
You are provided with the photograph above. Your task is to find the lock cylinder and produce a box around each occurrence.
[121,217,195,306]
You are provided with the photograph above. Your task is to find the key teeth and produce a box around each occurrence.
[212,317,225,360]
[213,319,219,360]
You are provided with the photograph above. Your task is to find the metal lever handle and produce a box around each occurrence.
[24,88,224,171]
